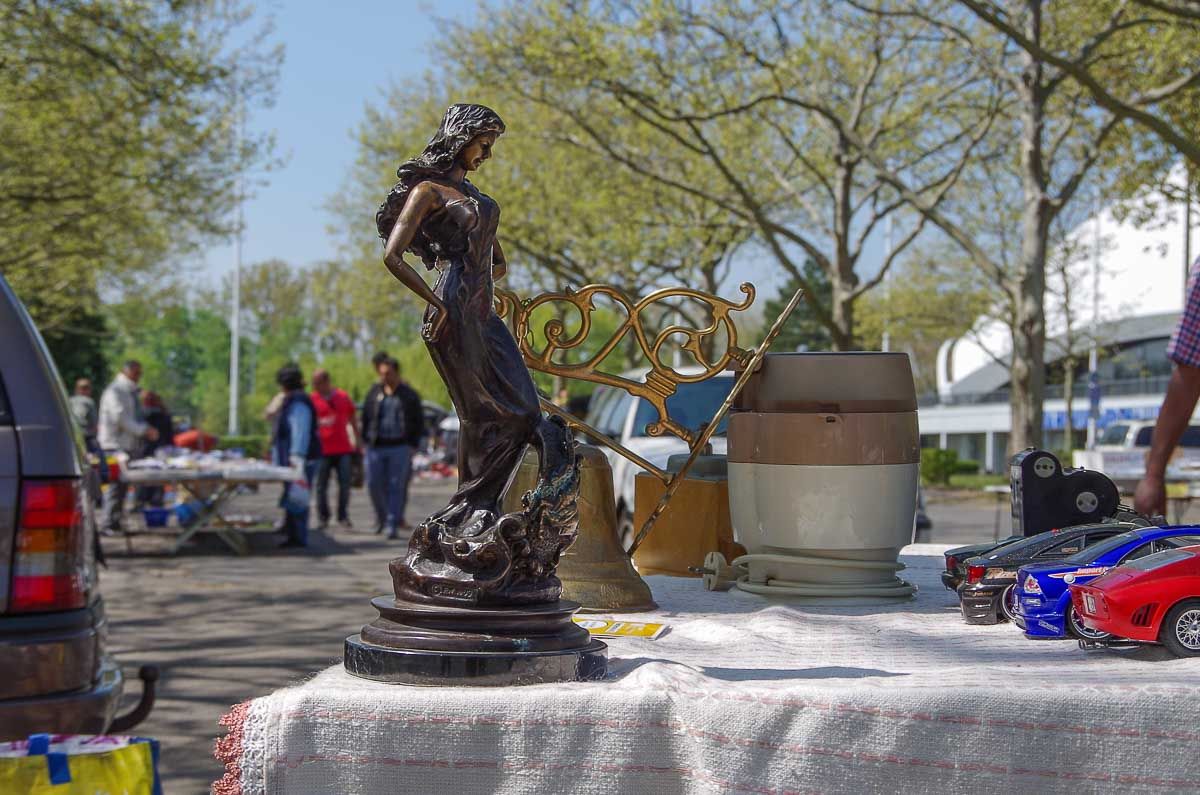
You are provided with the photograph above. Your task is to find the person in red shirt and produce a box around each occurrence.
[310,369,360,530]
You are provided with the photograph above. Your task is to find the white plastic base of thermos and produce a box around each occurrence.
[733,553,915,598]
[723,462,919,599]
[700,551,916,599]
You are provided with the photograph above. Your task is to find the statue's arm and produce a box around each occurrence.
[383,183,445,311]
[492,239,507,282]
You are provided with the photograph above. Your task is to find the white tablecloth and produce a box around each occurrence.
[215,545,1200,794]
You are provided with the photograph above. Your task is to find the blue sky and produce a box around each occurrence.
[199,0,789,301]
[200,0,476,281]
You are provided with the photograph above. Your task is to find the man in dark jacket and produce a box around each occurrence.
[134,391,175,508]
[273,363,322,548]
[360,356,423,539]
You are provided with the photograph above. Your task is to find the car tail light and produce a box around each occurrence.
[966,564,985,584]
[945,555,958,571]
[10,479,89,612]
[1131,603,1158,627]
[1022,573,1042,595]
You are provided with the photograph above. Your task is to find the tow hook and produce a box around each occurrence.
[109,665,160,733]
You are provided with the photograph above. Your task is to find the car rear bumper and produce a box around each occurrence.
[1016,598,1067,638]
[0,600,124,739]
[941,572,961,591]
[0,655,123,740]
[960,586,1003,623]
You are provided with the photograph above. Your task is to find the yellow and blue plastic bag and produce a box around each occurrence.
[0,734,161,794]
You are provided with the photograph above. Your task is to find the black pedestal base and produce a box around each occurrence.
[343,595,608,686]
[344,634,608,686]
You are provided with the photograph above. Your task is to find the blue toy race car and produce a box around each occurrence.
[1015,526,1200,640]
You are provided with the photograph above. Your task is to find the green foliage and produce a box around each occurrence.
[38,305,112,391]
[107,298,233,433]
[335,69,748,320]
[0,0,281,331]
[764,261,833,353]
[947,472,1009,490]
[921,448,960,486]
[954,459,981,476]
[443,0,1001,348]
[854,252,992,394]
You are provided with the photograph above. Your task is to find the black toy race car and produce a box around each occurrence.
[957,521,1149,624]
[942,537,1021,591]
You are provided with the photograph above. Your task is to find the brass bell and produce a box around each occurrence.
[503,444,657,612]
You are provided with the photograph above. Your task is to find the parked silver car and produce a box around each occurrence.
[0,274,152,739]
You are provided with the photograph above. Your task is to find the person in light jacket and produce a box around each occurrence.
[98,360,158,532]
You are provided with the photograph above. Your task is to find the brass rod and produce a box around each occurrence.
[627,287,805,556]
[539,399,671,482]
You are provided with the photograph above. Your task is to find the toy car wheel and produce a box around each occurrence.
[1160,599,1200,657]
[999,584,1018,623]
[1066,603,1112,641]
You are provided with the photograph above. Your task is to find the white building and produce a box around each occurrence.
[919,185,1197,473]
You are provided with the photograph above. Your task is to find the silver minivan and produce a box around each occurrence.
[0,274,151,738]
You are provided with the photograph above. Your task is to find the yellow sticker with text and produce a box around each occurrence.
[573,618,667,640]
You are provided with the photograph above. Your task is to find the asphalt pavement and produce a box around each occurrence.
[100,476,454,793]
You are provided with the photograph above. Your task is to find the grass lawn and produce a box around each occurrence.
[938,473,1009,490]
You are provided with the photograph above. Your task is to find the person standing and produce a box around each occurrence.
[68,378,98,443]
[310,368,359,530]
[1136,258,1200,517]
[140,392,174,455]
[134,391,175,508]
[273,363,321,548]
[360,356,423,539]
[98,361,158,532]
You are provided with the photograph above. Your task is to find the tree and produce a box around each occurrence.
[837,0,1200,453]
[954,0,1200,169]
[331,79,751,371]
[106,295,234,431]
[763,260,834,353]
[855,250,992,395]
[0,0,281,330]
[451,0,1002,349]
[39,305,112,390]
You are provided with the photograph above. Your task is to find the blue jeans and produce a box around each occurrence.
[281,460,318,546]
[367,445,412,533]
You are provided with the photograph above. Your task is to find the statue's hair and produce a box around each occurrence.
[375,103,505,266]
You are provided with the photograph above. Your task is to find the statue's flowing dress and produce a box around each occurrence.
[420,183,541,529]
[390,179,579,607]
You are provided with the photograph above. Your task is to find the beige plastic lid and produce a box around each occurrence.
[734,352,917,413]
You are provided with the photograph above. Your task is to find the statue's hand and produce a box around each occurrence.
[422,303,449,343]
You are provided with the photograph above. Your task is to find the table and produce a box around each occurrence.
[121,466,298,555]
[215,546,1200,794]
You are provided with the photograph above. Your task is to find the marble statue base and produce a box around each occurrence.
[343,596,608,686]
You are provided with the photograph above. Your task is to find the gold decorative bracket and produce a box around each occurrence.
[496,281,804,552]
[496,282,755,451]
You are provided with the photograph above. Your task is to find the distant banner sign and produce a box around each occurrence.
[1043,405,1158,431]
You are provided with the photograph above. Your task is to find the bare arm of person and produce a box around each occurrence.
[383,182,448,338]
[492,239,507,282]
[1135,364,1200,515]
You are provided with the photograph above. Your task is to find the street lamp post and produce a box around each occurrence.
[227,98,244,437]
[881,212,894,353]
[1086,195,1101,450]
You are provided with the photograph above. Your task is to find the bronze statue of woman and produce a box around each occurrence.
[375,103,579,608]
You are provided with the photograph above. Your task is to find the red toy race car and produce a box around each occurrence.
[1071,544,1200,657]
